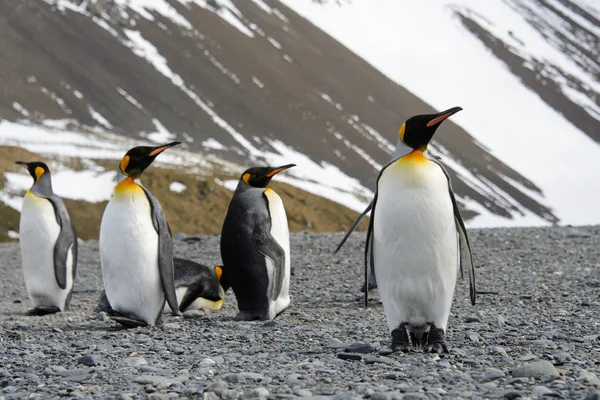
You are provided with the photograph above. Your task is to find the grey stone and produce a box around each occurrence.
[584,391,600,400]
[224,374,246,384]
[512,361,559,378]
[531,386,559,399]
[343,342,375,353]
[121,357,147,367]
[337,352,361,361]
[78,354,102,367]
[250,387,269,397]
[481,369,506,383]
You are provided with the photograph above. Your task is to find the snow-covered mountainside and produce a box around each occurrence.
[282,0,600,226]
[1,0,595,230]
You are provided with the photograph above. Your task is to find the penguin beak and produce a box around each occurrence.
[15,161,29,169]
[266,164,296,178]
[148,141,181,157]
[426,106,462,127]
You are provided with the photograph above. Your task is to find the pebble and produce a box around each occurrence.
[121,357,147,367]
[584,391,600,400]
[512,361,559,378]
[531,385,558,399]
[249,387,269,397]
[481,369,506,383]
[337,353,362,361]
[343,342,375,353]
[77,354,102,367]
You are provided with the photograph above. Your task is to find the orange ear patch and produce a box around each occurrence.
[399,122,406,142]
[34,166,45,182]
[214,266,223,281]
[119,155,130,175]
[242,173,251,184]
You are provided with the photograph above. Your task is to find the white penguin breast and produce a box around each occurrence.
[99,190,163,325]
[373,158,458,328]
[19,191,72,309]
[263,188,291,317]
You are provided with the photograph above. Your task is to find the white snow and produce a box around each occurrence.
[12,102,30,117]
[280,0,600,226]
[202,138,227,150]
[88,106,113,129]
[142,119,177,143]
[267,37,282,49]
[7,230,19,239]
[3,169,116,206]
[169,181,187,193]
[252,77,265,89]
[116,87,145,110]
[250,0,273,14]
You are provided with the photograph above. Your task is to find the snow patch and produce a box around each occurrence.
[202,138,226,150]
[88,106,113,129]
[169,181,187,193]
[252,77,265,89]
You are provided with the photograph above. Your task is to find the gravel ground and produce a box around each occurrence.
[0,226,599,400]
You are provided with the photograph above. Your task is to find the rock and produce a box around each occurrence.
[363,355,402,367]
[377,347,393,356]
[465,316,481,323]
[481,369,505,383]
[531,386,559,399]
[369,393,392,400]
[121,357,147,367]
[78,355,102,367]
[503,391,522,399]
[182,310,204,319]
[133,375,169,387]
[98,312,109,322]
[584,391,600,400]
[343,342,375,353]
[295,389,313,397]
[512,361,559,378]
[466,331,480,343]
[490,346,508,356]
[249,387,269,397]
[199,358,217,367]
[224,374,246,384]
[337,352,362,361]
[403,393,428,400]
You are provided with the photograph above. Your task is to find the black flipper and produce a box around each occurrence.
[255,193,287,301]
[430,159,477,306]
[141,187,179,315]
[334,202,373,254]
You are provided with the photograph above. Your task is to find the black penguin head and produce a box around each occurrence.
[119,141,181,178]
[15,161,50,183]
[399,107,462,151]
[240,164,296,188]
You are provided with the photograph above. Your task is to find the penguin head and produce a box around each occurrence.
[15,161,51,183]
[399,107,462,151]
[119,141,181,178]
[240,164,296,188]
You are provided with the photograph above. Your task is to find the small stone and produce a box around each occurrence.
[343,342,375,353]
[263,321,277,327]
[512,361,559,378]
[370,393,392,400]
[71,340,88,348]
[203,392,219,400]
[295,389,312,397]
[481,369,505,383]
[78,355,101,367]
[98,312,109,322]
[224,374,246,384]
[465,316,480,323]
[133,375,170,387]
[249,387,269,397]
[182,310,204,319]
[531,386,559,399]
[584,391,600,400]
[466,331,480,343]
[378,347,393,356]
[206,382,227,395]
[337,352,362,361]
[490,346,508,356]
[199,358,217,366]
[121,357,147,367]
[403,393,428,400]
[503,391,522,399]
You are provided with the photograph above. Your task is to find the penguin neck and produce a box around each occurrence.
[30,173,54,198]
[399,149,429,164]
[114,176,144,199]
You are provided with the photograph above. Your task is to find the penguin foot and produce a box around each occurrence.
[27,306,61,316]
[425,324,448,354]
[410,331,429,351]
[235,311,264,321]
[107,309,148,328]
[391,324,411,352]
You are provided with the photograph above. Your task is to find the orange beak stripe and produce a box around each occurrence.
[266,168,286,178]
[426,112,453,128]
[148,145,171,157]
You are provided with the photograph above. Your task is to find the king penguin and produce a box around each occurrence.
[99,142,181,327]
[338,107,476,353]
[16,161,78,315]
[220,164,295,321]
[97,259,226,314]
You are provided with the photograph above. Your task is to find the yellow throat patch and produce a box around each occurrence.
[114,176,143,199]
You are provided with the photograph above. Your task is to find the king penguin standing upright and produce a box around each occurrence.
[340,107,476,353]
[220,164,295,321]
[16,161,78,315]
[99,142,180,327]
